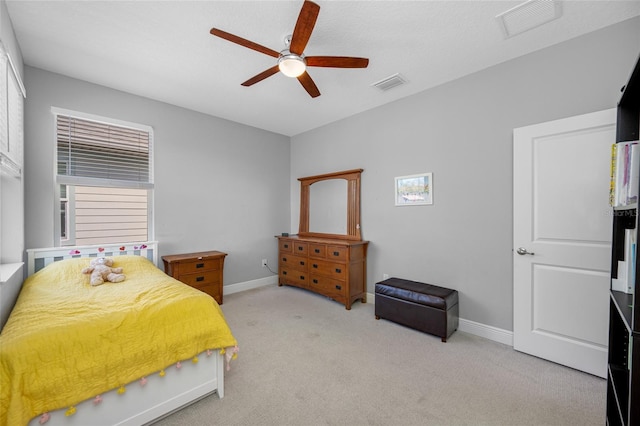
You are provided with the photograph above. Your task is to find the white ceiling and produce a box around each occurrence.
[6,1,640,137]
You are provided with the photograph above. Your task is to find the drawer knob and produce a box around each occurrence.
[300,275,305,280]
[196,276,204,282]
[196,263,204,268]
[335,268,341,273]
[283,271,287,275]
[315,249,320,253]
[313,264,318,269]
[298,246,303,251]
[282,257,287,262]
[284,244,289,249]
[335,285,342,290]
[313,279,318,284]
[333,251,339,256]
[300,261,305,266]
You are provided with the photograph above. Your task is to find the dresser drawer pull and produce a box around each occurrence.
[283,271,287,275]
[335,268,342,273]
[333,251,340,256]
[300,261,305,266]
[196,263,205,268]
[313,279,318,284]
[299,275,305,280]
[312,264,318,269]
[284,244,289,249]
[335,285,342,290]
[297,246,304,251]
[196,276,204,282]
[315,249,321,253]
[282,257,287,262]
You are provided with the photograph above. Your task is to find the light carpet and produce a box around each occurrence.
[155,284,606,426]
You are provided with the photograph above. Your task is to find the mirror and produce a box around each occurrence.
[298,169,363,241]
[309,179,347,234]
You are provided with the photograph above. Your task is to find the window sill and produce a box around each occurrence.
[0,262,24,283]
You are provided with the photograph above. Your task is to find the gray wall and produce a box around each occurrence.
[0,0,22,79]
[290,17,640,331]
[24,67,291,285]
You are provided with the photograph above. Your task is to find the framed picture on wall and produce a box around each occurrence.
[395,173,433,206]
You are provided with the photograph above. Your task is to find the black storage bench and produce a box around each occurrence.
[375,277,459,342]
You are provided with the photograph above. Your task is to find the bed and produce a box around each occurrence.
[0,242,238,426]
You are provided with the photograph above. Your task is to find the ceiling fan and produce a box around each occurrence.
[209,0,369,98]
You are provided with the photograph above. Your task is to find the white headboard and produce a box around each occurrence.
[26,241,158,276]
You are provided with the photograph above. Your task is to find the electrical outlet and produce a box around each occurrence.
[383,273,389,280]
[262,259,268,267]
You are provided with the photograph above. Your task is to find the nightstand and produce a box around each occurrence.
[162,251,227,304]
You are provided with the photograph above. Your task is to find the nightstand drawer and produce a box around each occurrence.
[189,283,221,302]
[177,270,220,287]
[175,258,220,275]
[162,250,227,305]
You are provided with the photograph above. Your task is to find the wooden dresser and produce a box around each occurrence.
[162,251,227,305]
[277,235,368,310]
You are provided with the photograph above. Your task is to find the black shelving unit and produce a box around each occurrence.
[607,54,640,426]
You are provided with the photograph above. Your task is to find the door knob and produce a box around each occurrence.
[516,247,535,255]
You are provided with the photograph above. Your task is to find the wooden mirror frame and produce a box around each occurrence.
[298,169,363,241]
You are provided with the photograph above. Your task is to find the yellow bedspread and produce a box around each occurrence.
[0,256,237,426]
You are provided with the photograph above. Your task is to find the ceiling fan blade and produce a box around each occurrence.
[241,65,280,87]
[289,1,320,55]
[297,71,321,98]
[306,56,369,68]
[210,28,280,58]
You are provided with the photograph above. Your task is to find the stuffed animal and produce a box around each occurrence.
[82,257,125,286]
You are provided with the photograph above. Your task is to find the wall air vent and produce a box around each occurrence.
[372,73,407,92]
[496,0,562,39]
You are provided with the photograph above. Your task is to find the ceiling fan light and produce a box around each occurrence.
[278,54,306,78]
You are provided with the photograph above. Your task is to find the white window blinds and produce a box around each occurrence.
[0,42,23,178]
[56,114,153,189]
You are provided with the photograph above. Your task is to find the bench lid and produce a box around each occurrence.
[375,278,458,309]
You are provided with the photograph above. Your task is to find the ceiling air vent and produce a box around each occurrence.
[496,0,562,39]
[372,73,407,92]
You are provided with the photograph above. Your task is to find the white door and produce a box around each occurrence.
[513,108,616,378]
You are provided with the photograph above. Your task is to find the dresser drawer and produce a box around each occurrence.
[279,266,309,287]
[174,258,220,275]
[309,244,326,258]
[293,241,308,256]
[177,270,220,287]
[309,259,347,280]
[279,239,293,253]
[326,245,348,261]
[279,253,308,271]
[309,274,346,299]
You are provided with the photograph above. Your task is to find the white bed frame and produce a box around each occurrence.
[24,242,225,426]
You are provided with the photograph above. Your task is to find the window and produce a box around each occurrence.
[1,42,25,265]
[54,109,153,246]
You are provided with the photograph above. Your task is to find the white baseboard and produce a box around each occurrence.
[367,291,513,347]
[458,318,513,346]
[231,287,514,347]
[224,275,278,295]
